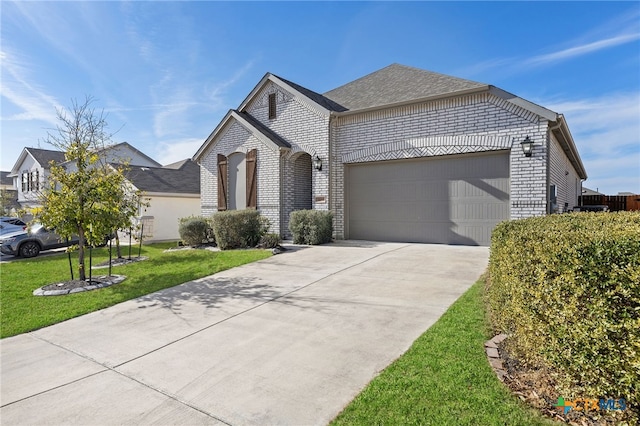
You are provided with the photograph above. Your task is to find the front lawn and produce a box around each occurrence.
[0,243,271,338]
[332,279,555,426]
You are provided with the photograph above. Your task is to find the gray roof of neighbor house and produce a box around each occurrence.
[1,171,13,186]
[26,148,67,168]
[323,63,488,111]
[120,160,200,195]
[582,187,605,196]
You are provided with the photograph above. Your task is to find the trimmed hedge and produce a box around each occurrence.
[260,233,281,249]
[178,216,215,246]
[211,209,269,250]
[289,210,333,245]
[487,212,640,408]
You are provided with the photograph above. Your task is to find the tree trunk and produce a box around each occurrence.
[115,232,122,258]
[78,227,86,281]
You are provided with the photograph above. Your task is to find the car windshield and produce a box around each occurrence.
[29,223,46,234]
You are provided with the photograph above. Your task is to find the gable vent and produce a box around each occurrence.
[268,93,276,119]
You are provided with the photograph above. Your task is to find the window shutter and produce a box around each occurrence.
[268,93,276,119]
[246,149,257,209]
[217,154,228,211]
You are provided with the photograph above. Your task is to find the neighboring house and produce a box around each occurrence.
[120,159,201,242]
[193,63,587,246]
[582,187,604,196]
[7,143,200,242]
[8,148,67,209]
[8,142,161,209]
[62,141,162,173]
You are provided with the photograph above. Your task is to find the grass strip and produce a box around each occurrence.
[0,243,271,338]
[332,279,555,426]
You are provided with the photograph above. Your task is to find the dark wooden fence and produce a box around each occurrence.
[579,195,640,211]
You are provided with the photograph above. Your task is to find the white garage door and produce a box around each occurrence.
[347,152,510,246]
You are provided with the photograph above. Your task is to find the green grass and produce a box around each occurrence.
[332,279,555,426]
[0,243,271,338]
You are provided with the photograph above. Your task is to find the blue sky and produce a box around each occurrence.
[1,1,639,194]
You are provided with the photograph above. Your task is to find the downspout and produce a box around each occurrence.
[548,118,563,215]
[328,113,334,237]
[279,150,285,237]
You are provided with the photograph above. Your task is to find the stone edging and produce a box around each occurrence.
[91,256,148,269]
[33,275,127,296]
[485,333,508,381]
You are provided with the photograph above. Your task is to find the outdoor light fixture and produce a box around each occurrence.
[313,155,322,171]
[520,136,534,157]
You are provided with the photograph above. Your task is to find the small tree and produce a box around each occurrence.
[38,97,142,281]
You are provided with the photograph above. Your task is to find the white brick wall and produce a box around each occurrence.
[199,120,282,232]
[330,92,548,237]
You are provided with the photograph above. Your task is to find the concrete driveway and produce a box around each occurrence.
[1,241,488,425]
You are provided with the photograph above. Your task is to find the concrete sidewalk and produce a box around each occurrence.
[1,241,488,425]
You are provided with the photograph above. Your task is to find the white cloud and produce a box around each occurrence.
[460,8,640,77]
[0,49,61,125]
[525,33,640,67]
[542,92,640,194]
[154,138,204,166]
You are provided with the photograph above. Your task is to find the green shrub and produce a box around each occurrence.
[289,210,333,245]
[260,233,281,249]
[211,210,269,250]
[178,216,215,246]
[486,212,640,409]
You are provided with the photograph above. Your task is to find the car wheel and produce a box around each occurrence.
[19,241,40,258]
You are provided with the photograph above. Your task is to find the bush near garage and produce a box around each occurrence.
[289,210,333,245]
[178,216,215,246]
[211,209,269,250]
[486,211,640,410]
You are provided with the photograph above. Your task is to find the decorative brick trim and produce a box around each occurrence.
[342,134,511,163]
[485,333,508,382]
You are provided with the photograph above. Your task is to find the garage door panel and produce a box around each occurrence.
[347,152,509,246]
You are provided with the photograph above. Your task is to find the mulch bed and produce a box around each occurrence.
[41,277,113,292]
[34,274,126,296]
[495,340,637,425]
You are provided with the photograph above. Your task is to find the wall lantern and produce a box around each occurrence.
[313,155,323,171]
[520,136,534,157]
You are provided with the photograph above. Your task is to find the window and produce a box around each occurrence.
[268,93,276,119]
[30,170,39,191]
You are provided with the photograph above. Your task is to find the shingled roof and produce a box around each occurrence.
[237,111,292,148]
[276,75,348,112]
[121,160,200,195]
[26,148,67,167]
[323,63,488,111]
[1,171,13,186]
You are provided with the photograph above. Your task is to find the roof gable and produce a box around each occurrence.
[9,147,66,176]
[323,63,488,111]
[238,73,340,116]
[193,110,291,162]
